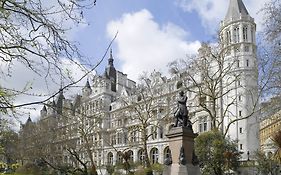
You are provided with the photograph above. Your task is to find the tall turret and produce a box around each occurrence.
[104,49,117,92]
[56,89,65,115]
[40,105,47,117]
[220,0,259,160]
[82,79,92,97]
[220,0,256,48]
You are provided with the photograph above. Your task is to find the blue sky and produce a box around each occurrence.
[4,0,269,125]
[73,0,213,78]
[71,0,267,81]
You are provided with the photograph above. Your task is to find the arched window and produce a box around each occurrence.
[164,147,171,161]
[150,148,159,164]
[226,30,231,44]
[117,151,123,163]
[107,152,113,165]
[138,149,145,163]
[126,150,134,162]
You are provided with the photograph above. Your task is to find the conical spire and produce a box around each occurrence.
[42,105,47,111]
[85,79,91,89]
[224,0,249,22]
[57,89,65,100]
[40,105,47,117]
[108,48,114,67]
[26,117,32,124]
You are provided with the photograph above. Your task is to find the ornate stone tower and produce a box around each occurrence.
[104,49,117,92]
[220,0,259,160]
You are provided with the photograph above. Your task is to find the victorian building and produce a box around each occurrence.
[19,0,260,171]
[259,96,281,156]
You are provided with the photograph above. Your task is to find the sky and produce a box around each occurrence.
[74,0,268,81]
[2,0,270,126]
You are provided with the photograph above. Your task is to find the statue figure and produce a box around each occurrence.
[174,91,192,128]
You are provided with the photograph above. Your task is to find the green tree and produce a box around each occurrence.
[0,129,19,164]
[255,151,280,175]
[272,130,281,163]
[194,130,240,175]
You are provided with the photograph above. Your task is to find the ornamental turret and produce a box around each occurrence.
[82,79,92,97]
[104,49,117,92]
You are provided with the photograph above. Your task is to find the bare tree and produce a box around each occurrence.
[118,72,173,173]
[19,95,103,175]
[0,0,104,113]
[259,0,281,94]
[169,42,260,137]
[262,0,281,55]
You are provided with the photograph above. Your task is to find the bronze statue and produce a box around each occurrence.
[174,91,191,128]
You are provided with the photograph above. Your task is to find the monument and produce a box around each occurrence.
[163,91,200,175]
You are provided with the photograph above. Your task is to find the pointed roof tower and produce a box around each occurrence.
[224,0,250,22]
[42,105,47,112]
[82,79,92,97]
[26,117,32,124]
[40,105,47,117]
[85,79,91,89]
[108,48,114,67]
[104,48,117,92]
[57,89,65,102]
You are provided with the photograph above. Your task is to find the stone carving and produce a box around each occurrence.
[164,156,172,165]
[179,146,186,165]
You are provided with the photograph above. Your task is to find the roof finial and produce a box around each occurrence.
[110,48,113,58]
[108,48,114,67]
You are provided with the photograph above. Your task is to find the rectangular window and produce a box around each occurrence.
[238,95,242,101]
[237,80,241,86]
[244,45,249,52]
[239,110,242,117]
[203,122,207,131]
[226,30,231,44]
[130,131,137,143]
[240,144,243,150]
[239,127,243,133]
[117,133,122,144]
[237,60,240,68]
[151,126,157,140]
[199,123,203,132]
[246,60,249,67]
[243,26,248,41]
[233,27,240,43]
[159,127,164,139]
[251,27,254,42]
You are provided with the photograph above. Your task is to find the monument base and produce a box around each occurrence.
[163,127,201,175]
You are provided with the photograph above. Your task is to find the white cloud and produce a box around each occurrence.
[176,0,270,34]
[0,57,90,124]
[107,9,201,81]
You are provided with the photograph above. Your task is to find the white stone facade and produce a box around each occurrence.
[21,0,260,169]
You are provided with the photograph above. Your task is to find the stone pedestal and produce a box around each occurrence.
[163,127,201,175]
